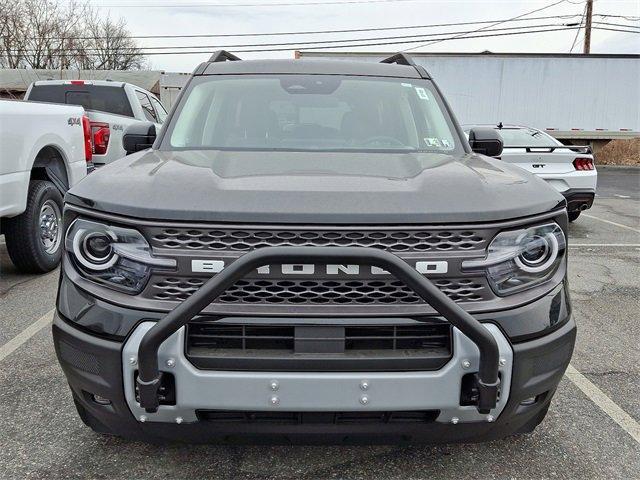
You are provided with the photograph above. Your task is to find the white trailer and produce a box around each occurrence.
[296,52,640,145]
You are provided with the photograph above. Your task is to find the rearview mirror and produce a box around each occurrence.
[123,122,156,155]
[468,128,503,158]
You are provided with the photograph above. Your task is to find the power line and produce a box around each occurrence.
[597,14,640,21]
[23,14,587,41]
[20,12,636,42]
[158,26,596,53]
[72,0,433,8]
[11,25,586,57]
[403,0,570,52]
[570,2,587,52]
[17,23,574,53]
[593,26,640,34]
[594,21,640,30]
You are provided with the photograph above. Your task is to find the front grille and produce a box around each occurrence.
[149,277,490,304]
[185,322,453,371]
[196,410,439,424]
[139,222,498,311]
[148,227,488,252]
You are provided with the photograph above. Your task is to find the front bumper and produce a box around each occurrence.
[53,309,575,444]
[122,321,512,424]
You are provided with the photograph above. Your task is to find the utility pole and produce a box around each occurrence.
[583,0,594,54]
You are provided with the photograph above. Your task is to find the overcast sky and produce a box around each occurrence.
[89,0,640,72]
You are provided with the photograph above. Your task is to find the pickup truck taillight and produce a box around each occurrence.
[573,158,594,171]
[90,122,110,155]
[82,115,93,162]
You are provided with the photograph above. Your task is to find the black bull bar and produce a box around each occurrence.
[136,247,501,414]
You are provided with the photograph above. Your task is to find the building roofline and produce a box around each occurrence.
[296,51,640,59]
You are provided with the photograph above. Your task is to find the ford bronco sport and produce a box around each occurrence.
[53,52,576,444]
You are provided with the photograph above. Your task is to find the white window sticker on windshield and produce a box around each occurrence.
[415,87,429,100]
[401,83,412,87]
[441,138,452,148]
[424,137,441,148]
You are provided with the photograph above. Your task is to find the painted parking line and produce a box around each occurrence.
[565,364,640,444]
[569,243,640,247]
[582,214,640,234]
[0,308,54,362]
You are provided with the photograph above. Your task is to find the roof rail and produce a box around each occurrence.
[208,50,242,63]
[380,53,416,67]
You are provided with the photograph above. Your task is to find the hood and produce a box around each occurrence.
[67,149,564,224]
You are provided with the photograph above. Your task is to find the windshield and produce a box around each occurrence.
[164,75,462,153]
[496,128,560,147]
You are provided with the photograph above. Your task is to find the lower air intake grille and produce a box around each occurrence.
[196,410,440,425]
[57,341,101,375]
[185,323,453,371]
[188,323,451,351]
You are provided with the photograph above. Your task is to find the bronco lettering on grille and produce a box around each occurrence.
[191,260,448,275]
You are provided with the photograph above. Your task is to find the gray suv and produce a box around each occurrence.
[53,52,575,444]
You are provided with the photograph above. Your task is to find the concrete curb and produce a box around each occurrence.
[596,165,640,170]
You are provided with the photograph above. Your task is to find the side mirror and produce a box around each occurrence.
[468,128,503,157]
[123,122,156,155]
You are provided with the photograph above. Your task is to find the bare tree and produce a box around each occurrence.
[83,15,147,70]
[0,0,24,68]
[0,0,146,70]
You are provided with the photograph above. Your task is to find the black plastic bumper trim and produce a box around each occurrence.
[52,314,576,444]
[561,188,595,212]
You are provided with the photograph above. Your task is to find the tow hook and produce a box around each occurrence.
[461,373,501,414]
[137,374,163,413]
[477,376,501,414]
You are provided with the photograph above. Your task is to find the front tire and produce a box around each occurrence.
[568,211,581,222]
[5,180,64,273]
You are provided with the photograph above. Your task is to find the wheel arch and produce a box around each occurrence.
[30,145,70,194]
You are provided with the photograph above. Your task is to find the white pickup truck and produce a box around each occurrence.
[0,100,89,272]
[25,80,167,166]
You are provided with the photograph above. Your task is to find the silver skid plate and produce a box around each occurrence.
[123,322,512,424]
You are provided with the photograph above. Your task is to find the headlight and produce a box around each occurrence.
[462,223,566,295]
[65,219,176,294]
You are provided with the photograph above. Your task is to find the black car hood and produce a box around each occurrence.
[67,149,564,224]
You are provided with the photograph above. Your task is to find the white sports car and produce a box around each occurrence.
[464,124,597,222]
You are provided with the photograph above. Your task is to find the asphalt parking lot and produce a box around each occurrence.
[0,166,638,480]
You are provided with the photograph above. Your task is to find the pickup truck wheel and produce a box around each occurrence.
[568,211,581,222]
[4,180,64,273]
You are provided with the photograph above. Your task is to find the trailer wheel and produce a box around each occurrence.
[4,180,64,273]
[568,211,581,222]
